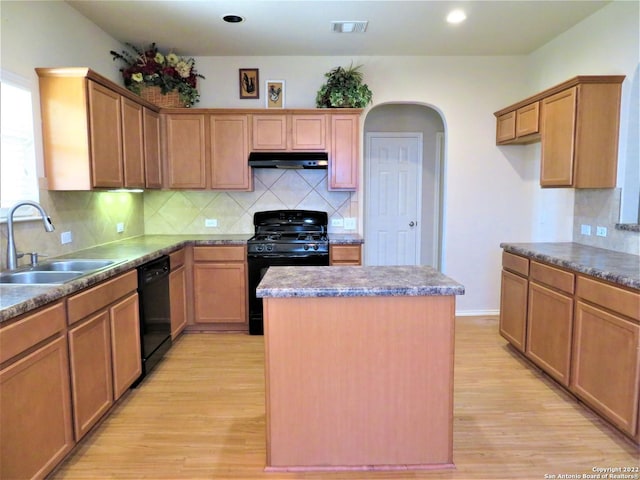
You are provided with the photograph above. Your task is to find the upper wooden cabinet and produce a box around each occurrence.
[162,112,253,191]
[252,113,327,151]
[330,114,360,190]
[210,115,252,190]
[36,67,161,190]
[163,113,208,189]
[494,76,624,188]
[143,108,162,188]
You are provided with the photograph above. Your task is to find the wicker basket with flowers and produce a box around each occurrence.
[110,43,205,107]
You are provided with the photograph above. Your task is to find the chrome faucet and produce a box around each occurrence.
[6,201,55,270]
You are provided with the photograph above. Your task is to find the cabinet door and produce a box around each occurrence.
[329,245,362,265]
[526,281,573,386]
[499,270,528,352]
[0,336,73,480]
[143,107,162,188]
[170,264,188,339]
[165,113,207,188]
[88,80,124,188]
[329,114,359,190]
[210,115,252,190]
[515,102,539,137]
[68,311,114,440]
[252,115,287,150]
[571,301,640,436]
[121,97,145,188]
[540,87,577,187]
[496,111,516,144]
[193,263,247,324]
[291,115,327,150]
[110,292,142,400]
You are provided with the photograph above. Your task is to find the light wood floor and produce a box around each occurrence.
[52,317,638,479]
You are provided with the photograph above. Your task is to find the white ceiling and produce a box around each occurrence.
[66,0,610,57]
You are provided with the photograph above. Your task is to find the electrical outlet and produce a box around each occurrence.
[580,224,591,235]
[205,218,218,228]
[60,231,73,244]
[331,218,344,227]
[596,226,607,237]
[344,218,357,230]
[116,222,125,233]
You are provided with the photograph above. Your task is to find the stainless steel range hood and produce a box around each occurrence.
[248,152,328,169]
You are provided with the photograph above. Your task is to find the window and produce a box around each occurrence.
[1,71,39,219]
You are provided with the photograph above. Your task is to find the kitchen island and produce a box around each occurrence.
[256,265,465,472]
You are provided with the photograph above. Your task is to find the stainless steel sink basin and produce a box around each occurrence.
[0,270,84,284]
[33,259,118,272]
[0,258,126,284]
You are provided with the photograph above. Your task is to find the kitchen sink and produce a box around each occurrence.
[33,259,118,272]
[0,258,126,284]
[0,270,84,284]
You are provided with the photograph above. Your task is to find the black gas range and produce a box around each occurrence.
[247,210,330,334]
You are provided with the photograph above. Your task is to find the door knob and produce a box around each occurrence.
[409,221,415,227]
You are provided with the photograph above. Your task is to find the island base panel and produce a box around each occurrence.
[263,295,455,470]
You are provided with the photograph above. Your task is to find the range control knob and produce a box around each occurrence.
[313,244,319,250]
[303,244,310,251]
[266,244,274,252]
[256,244,264,252]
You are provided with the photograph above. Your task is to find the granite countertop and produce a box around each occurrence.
[0,233,363,323]
[256,265,465,298]
[0,234,250,323]
[500,242,640,290]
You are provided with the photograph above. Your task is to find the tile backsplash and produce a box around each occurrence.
[0,190,144,270]
[144,169,358,234]
[573,188,639,255]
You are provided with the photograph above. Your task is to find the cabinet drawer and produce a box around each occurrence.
[67,270,138,325]
[170,248,186,270]
[193,245,246,262]
[576,276,640,321]
[0,301,66,364]
[502,251,529,277]
[530,261,574,294]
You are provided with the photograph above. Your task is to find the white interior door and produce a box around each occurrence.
[365,133,422,265]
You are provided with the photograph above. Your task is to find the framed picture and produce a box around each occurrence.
[239,68,259,99]
[265,80,285,109]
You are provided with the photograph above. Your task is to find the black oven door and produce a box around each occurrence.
[247,254,329,335]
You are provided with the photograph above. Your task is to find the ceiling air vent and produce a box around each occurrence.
[331,21,368,33]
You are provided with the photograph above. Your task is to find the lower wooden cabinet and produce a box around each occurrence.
[499,249,640,442]
[329,244,362,265]
[110,293,142,400]
[68,311,114,440]
[67,271,141,439]
[0,320,73,480]
[526,281,573,386]
[170,263,188,338]
[192,246,247,326]
[571,301,640,437]
[499,269,528,352]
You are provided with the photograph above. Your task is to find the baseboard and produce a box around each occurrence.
[455,309,500,317]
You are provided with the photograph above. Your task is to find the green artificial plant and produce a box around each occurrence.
[315,63,373,108]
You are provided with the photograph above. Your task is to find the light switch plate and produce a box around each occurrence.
[580,224,591,235]
[60,231,73,244]
[116,222,124,233]
[331,218,344,227]
[596,226,607,237]
[205,218,218,228]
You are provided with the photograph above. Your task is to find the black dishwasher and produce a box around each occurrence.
[135,255,171,386]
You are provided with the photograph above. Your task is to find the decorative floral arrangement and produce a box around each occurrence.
[110,43,205,107]
[316,63,372,108]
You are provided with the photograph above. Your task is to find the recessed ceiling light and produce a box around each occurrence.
[331,21,368,33]
[223,14,245,23]
[446,9,466,24]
